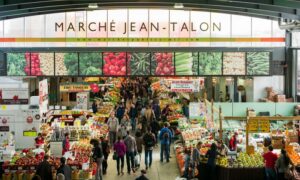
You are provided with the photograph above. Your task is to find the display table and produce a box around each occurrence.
[198,163,265,180]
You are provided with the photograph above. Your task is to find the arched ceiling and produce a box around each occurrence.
[0,0,299,21]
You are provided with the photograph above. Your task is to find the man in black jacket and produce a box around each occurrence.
[36,154,53,180]
[56,157,71,180]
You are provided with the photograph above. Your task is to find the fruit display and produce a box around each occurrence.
[223,52,246,75]
[246,52,270,75]
[55,53,78,76]
[151,52,174,75]
[198,52,222,75]
[127,53,150,75]
[175,52,198,75]
[7,53,27,76]
[286,145,300,165]
[79,52,102,75]
[103,52,126,76]
[181,128,205,141]
[235,152,264,168]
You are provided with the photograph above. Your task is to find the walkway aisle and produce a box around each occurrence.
[103,144,180,180]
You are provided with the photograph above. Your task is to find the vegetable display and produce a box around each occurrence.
[223,52,246,75]
[246,52,270,75]
[127,53,150,75]
[79,53,102,76]
[55,53,78,76]
[151,52,174,75]
[199,52,222,75]
[39,53,54,76]
[7,53,27,76]
[175,52,198,75]
[103,52,126,76]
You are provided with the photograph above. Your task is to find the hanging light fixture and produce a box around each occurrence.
[174,3,184,9]
[88,3,98,9]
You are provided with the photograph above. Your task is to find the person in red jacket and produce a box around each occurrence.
[62,133,70,155]
[263,145,278,180]
[35,133,44,148]
[229,132,238,151]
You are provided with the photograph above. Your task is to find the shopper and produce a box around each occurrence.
[150,120,160,145]
[135,131,143,168]
[62,133,70,155]
[31,175,42,180]
[183,149,192,179]
[107,112,119,146]
[263,145,278,180]
[116,103,126,123]
[152,101,161,121]
[35,133,44,148]
[100,136,110,175]
[161,104,172,122]
[56,174,65,180]
[192,142,202,179]
[143,127,156,169]
[114,136,126,175]
[56,157,71,180]
[145,105,155,126]
[229,132,238,151]
[159,122,173,163]
[276,149,290,180]
[92,100,98,114]
[205,143,219,180]
[224,131,230,148]
[136,169,149,180]
[129,103,138,132]
[36,154,53,180]
[124,131,138,174]
[91,139,103,180]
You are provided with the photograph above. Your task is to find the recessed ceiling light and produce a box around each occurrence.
[174,3,184,9]
[88,3,98,9]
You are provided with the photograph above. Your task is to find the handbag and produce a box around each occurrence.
[113,152,118,160]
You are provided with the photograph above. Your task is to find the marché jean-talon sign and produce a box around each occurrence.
[55,21,221,34]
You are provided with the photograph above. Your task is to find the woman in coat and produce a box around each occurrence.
[114,136,127,175]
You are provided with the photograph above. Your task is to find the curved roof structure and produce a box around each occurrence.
[0,0,299,20]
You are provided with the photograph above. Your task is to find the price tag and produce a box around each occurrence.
[18,167,22,170]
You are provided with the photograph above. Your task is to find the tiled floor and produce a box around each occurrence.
[103,144,180,180]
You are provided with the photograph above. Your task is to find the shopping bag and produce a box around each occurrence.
[134,154,140,166]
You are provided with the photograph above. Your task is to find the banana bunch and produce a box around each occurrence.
[175,53,196,75]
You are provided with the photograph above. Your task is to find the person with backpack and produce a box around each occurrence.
[143,127,156,169]
[90,139,103,180]
[150,120,160,146]
[159,122,173,163]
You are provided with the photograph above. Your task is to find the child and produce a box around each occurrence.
[183,149,192,179]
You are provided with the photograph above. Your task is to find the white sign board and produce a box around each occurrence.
[0,88,29,104]
[171,80,200,92]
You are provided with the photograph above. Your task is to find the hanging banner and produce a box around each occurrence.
[39,79,49,115]
[0,88,29,104]
[171,80,200,92]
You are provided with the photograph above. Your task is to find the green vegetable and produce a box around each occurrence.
[64,53,79,75]
[247,52,270,75]
[128,53,150,75]
[7,53,26,76]
[199,52,222,75]
[79,53,102,75]
[175,52,198,75]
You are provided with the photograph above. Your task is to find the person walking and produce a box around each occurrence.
[136,169,149,180]
[145,105,155,127]
[263,145,278,180]
[205,143,220,180]
[159,123,173,163]
[107,112,119,146]
[143,127,156,169]
[129,103,138,132]
[150,119,160,145]
[91,139,103,180]
[92,100,98,114]
[100,136,110,175]
[124,131,138,174]
[114,136,127,176]
[276,149,290,180]
[135,131,143,168]
[116,103,126,123]
[56,157,71,180]
[36,154,53,180]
